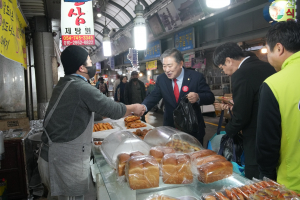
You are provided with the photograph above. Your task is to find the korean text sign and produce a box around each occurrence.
[61,0,95,46]
[0,0,27,68]
[174,27,194,52]
[144,40,161,60]
[146,60,157,71]
[269,0,296,22]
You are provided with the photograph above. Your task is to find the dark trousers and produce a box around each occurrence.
[245,164,260,179]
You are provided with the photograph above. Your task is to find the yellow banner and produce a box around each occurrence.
[146,60,157,71]
[0,0,27,69]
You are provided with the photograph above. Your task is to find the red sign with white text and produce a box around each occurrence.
[61,0,95,46]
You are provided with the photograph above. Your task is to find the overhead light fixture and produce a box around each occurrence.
[261,47,267,54]
[97,13,102,18]
[147,70,151,75]
[139,72,143,77]
[103,14,111,57]
[134,1,147,50]
[206,0,230,8]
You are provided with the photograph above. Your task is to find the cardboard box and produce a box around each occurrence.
[0,118,30,131]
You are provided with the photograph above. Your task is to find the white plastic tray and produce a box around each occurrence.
[92,122,121,139]
[114,120,154,130]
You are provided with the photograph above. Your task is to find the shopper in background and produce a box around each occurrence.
[38,45,145,200]
[213,42,276,180]
[124,71,146,105]
[114,76,128,103]
[142,48,215,144]
[256,21,300,192]
[113,74,121,95]
[98,77,108,96]
[95,77,101,88]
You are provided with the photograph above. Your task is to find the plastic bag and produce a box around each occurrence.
[173,96,198,134]
[125,155,159,190]
[161,153,193,184]
[218,133,244,166]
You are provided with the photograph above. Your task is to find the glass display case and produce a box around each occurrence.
[93,148,250,200]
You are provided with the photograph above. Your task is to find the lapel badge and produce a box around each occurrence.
[182,86,189,92]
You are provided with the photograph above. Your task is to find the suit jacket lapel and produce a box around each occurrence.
[179,69,192,101]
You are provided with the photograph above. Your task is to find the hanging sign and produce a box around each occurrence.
[146,60,157,71]
[0,0,28,69]
[264,0,297,23]
[174,27,195,52]
[61,0,95,46]
[64,0,91,2]
[144,40,161,60]
[127,48,138,68]
[124,51,131,64]
[183,52,195,68]
[96,62,101,74]
[109,57,115,70]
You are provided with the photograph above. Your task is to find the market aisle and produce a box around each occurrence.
[145,110,226,148]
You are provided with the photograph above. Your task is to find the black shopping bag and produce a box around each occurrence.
[173,96,198,134]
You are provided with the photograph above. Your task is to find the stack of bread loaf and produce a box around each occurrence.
[150,146,176,164]
[189,150,233,184]
[125,155,160,190]
[117,151,144,176]
[162,153,193,184]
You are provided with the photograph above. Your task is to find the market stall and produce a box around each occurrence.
[91,117,300,200]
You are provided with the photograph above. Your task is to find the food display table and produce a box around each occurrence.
[92,148,249,200]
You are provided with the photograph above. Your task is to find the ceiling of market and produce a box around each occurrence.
[19,0,245,54]
[19,0,167,52]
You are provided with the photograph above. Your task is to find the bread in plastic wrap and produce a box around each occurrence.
[116,153,131,176]
[145,194,180,200]
[190,150,217,162]
[215,191,230,200]
[197,159,233,184]
[150,146,176,164]
[125,155,159,190]
[162,153,193,184]
[191,154,226,174]
[250,186,300,200]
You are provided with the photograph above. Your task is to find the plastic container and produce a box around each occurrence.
[144,126,203,152]
[100,131,151,168]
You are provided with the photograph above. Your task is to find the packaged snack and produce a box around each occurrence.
[125,155,159,190]
[162,153,193,184]
[191,154,226,174]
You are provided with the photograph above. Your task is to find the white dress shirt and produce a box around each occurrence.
[238,56,250,69]
[172,68,184,91]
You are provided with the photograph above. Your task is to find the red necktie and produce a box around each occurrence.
[173,78,179,103]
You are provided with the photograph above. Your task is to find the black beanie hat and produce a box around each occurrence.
[61,45,89,75]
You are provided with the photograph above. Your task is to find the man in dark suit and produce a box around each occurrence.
[142,48,215,144]
[213,42,276,179]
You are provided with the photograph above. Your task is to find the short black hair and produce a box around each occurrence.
[213,42,244,67]
[161,48,184,64]
[266,21,300,53]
